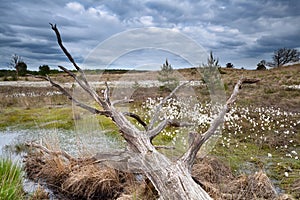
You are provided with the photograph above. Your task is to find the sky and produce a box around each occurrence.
[0,0,299,70]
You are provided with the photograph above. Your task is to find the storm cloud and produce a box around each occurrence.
[0,0,299,70]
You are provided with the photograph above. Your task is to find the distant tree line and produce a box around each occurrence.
[0,68,61,79]
[221,48,299,70]
[0,54,65,80]
[256,48,299,70]
[269,48,299,67]
[3,47,299,80]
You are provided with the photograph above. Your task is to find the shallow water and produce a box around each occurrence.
[0,128,123,156]
[0,128,124,198]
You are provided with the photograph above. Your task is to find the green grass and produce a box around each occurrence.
[0,106,74,130]
[210,106,300,197]
[0,157,24,200]
[0,65,299,198]
[211,141,300,197]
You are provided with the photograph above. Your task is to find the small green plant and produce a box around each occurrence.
[3,76,9,81]
[11,74,18,81]
[132,80,140,89]
[200,51,224,95]
[157,59,179,91]
[0,157,24,200]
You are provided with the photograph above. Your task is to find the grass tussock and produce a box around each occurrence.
[0,157,24,200]
[192,156,296,200]
[61,164,122,199]
[28,184,50,200]
[24,145,158,200]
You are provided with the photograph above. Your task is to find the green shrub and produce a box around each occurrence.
[3,76,9,81]
[0,157,24,200]
[157,59,179,90]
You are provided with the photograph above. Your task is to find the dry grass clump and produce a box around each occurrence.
[28,184,50,200]
[24,144,157,200]
[24,143,294,200]
[24,148,123,199]
[225,171,278,200]
[291,178,300,199]
[120,178,158,200]
[192,156,289,200]
[61,164,122,199]
[192,156,233,184]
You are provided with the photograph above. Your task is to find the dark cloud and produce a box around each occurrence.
[257,34,300,50]
[219,40,246,48]
[0,0,299,70]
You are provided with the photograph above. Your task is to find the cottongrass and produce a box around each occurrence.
[136,97,299,160]
[135,97,300,197]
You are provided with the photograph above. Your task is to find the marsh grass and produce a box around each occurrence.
[135,95,300,198]
[0,157,24,200]
[0,107,74,130]
[191,157,286,200]
[1,64,300,199]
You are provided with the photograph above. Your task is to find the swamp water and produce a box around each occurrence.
[0,128,123,198]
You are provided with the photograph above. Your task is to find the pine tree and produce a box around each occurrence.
[157,59,178,90]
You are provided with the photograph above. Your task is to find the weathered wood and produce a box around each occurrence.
[242,78,260,84]
[44,24,247,199]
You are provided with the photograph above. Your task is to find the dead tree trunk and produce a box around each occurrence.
[40,23,248,199]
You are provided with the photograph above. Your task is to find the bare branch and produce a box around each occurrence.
[49,23,88,86]
[104,82,111,105]
[180,78,245,171]
[149,119,169,140]
[226,78,245,105]
[123,112,148,130]
[49,23,112,111]
[148,119,193,141]
[34,75,111,117]
[148,82,187,130]
[169,121,194,128]
[111,99,134,106]
[92,151,144,172]
[154,145,175,150]
[58,65,108,110]
[93,150,132,163]
[26,142,75,161]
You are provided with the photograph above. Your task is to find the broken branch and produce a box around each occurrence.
[148,119,193,141]
[49,23,89,85]
[34,75,111,117]
[123,112,148,130]
[26,142,75,161]
[58,65,107,108]
[180,78,245,171]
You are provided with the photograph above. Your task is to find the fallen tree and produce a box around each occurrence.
[29,23,250,200]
